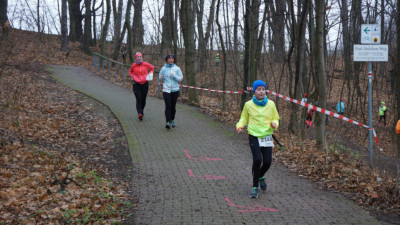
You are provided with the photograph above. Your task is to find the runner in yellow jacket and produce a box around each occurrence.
[378,101,387,127]
[236,80,280,198]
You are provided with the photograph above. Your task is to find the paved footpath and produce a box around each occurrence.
[48,65,380,225]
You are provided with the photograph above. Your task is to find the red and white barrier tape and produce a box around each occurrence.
[246,87,382,151]
[176,83,381,150]
[179,84,243,94]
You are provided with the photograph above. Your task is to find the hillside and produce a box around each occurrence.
[0,29,399,224]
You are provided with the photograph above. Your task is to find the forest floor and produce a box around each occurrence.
[1,29,399,224]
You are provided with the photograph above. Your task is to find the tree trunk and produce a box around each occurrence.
[196,0,215,72]
[395,0,400,155]
[216,0,226,110]
[240,0,260,109]
[289,0,308,134]
[161,0,174,54]
[92,0,97,45]
[173,0,179,57]
[180,0,198,103]
[61,0,69,52]
[37,0,40,33]
[271,0,286,62]
[0,0,8,28]
[82,0,92,54]
[68,0,83,42]
[351,0,363,100]
[308,0,317,92]
[315,0,326,149]
[249,1,259,84]
[233,0,239,52]
[255,2,268,72]
[124,0,133,63]
[339,0,352,115]
[100,0,111,56]
[112,0,123,61]
[132,0,144,48]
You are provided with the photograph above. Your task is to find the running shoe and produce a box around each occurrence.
[138,114,143,120]
[166,122,171,129]
[249,187,259,198]
[259,177,267,191]
[171,120,175,128]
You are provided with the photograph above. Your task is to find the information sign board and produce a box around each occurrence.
[353,45,388,62]
[361,24,381,44]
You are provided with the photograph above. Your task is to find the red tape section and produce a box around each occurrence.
[246,87,382,151]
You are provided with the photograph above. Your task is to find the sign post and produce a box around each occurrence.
[367,62,373,168]
[354,24,387,168]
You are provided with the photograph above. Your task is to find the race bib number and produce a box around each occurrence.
[258,135,274,147]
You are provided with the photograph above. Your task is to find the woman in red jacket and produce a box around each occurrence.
[129,52,154,120]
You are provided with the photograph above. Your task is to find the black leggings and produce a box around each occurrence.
[249,134,272,188]
[132,82,149,115]
[163,91,180,122]
[379,114,386,125]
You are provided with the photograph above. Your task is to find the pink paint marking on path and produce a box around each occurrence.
[184,149,192,159]
[184,149,223,161]
[224,197,278,212]
[188,169,227,180]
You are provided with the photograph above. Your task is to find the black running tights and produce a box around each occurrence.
[249,134,272,188]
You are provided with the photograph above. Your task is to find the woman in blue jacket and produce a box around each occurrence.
[336,99,345,114]
[159,55,183,129]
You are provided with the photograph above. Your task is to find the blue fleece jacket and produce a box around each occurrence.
[159,64,183,93]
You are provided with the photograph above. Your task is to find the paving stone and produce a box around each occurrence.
[49,65,381,225]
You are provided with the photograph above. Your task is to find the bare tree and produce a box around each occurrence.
[91,0,97,45]
[196,0,215,72]
[112,0,123,61]
[99,0,111,55]
[216,0,226,109]
[36,0,40,33]
[61,0,69,52]
[173,0,179,56]
[0,0,8,36]
[132,0,144,48]
[350,0,363,113]
[82,0,92,54]
[288,0,308,134]
[180,0,198,103]
[240,0,262,109]
[68,0,83,42]
[395,0,400,155]
[339,0,351,109]
[123,0,133,63]
[233,0,239,52]
[161,0,174,54]
[315,0,327,149]
[0,0,7,23]
[270,0,286,62]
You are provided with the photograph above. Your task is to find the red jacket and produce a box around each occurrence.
[129,62,154,84]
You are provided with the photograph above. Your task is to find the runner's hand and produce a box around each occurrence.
[236,126,243,134]
[270,122,277,129]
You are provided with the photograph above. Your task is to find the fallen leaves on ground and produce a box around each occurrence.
[273,134,400,215]
[1,30,133,224]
